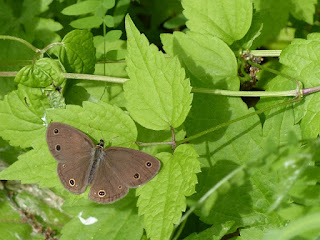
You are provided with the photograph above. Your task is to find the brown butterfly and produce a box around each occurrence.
[46,122,160,203]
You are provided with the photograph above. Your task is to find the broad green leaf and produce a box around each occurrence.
[252,0,290,48]
[236,13,263,49]
[61,194,143,240]
[136,144,200,240]
[182,0,252,45]
[61,1,101,15]
[184,221,234,240]
[279,33,320,138]
[185,95,281,227]
[70,16,103,29]
[0,78,16,100]
[124,15,192,130]
[14,58,65,88]
[0,137,22,165]
[59,30,96,74]
[0,138,59,188]
[0,85,49,148]
[46,101,137,148]
[257,74,301,148]
[161,31,239,89]
[289,0,316,25]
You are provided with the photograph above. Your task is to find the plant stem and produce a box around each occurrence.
[176,97,300,145]
[191,88,297,97]
[0,35,38,52]
[63,73,129,83]
[249,50,282,57]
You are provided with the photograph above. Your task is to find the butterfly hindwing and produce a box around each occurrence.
[89,157,129,203]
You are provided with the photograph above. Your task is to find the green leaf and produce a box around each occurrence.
[0,138,58,187]
[124,15,193,130]
[104,15,114,28]
[289,0,316,25]
[59,30,96,74]
[103,0,115,10]
[263,211,320,240]
[0,137,22,165]
[252,0,290,48]
[279,33,320,138]
[70,16,103,29]
[184,221,234,240]
[161,31,239,89]
[46,101,137,148]
[61,1,101,16]
[14,58,65,88]
[136,144,200,240]
[182,0,252,45]
[163,13,187,29]
[0,85,49,148]
[113,0,130,27]
[61,194,143,240]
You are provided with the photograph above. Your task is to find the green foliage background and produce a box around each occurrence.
[0,0,320,239]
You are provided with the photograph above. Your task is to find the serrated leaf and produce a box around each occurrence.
[279,33,320,138]
[61,1,101,16]
[124,15,192,130]
[136,144,200,240]
[14,58,65,88]
[184,96,284,227]
[161,31,239,89]
[289,0,316,25]
[61,194,143,240]
[46,101,137,147]
[70,16,103,29]
[59,30,96,74]
[182,0,252,45]
[0,85,49,148]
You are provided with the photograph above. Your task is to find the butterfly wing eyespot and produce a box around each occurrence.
[145,161,152,168]
[53,128,59,134]
[133,173,140,179]
[118,185,122,189]
[98,190,106,197]
[69,178,75,186]
[55,144,61,151]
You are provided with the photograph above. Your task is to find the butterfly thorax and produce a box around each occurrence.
[88,140,106,185]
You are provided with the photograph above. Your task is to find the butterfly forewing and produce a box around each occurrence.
[104,147,161,188]
[46,122,95,194]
